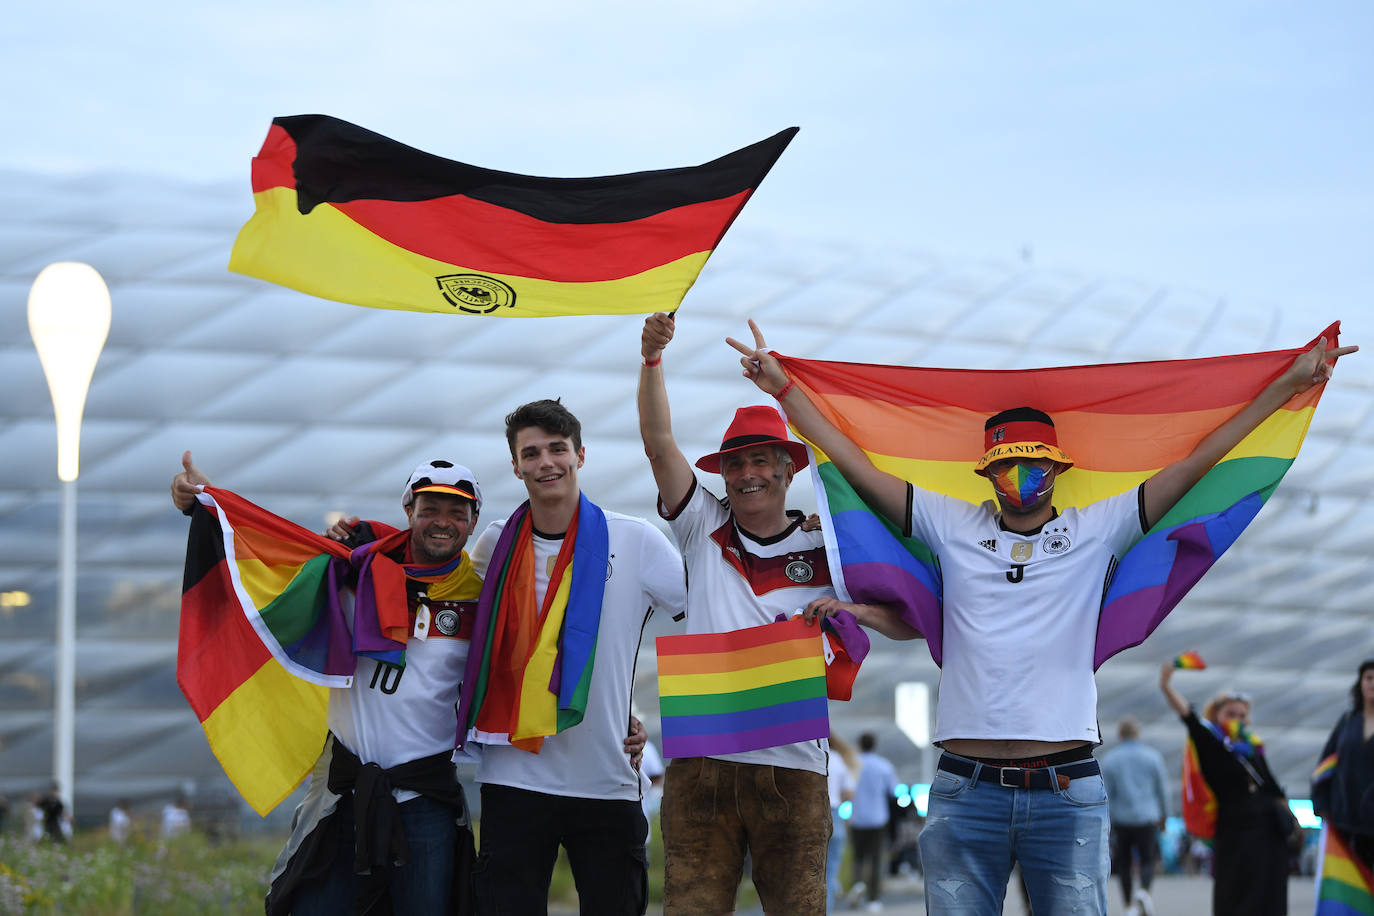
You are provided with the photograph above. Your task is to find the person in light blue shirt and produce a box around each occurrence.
[1100,717,1169,915]
[849,733,898,910]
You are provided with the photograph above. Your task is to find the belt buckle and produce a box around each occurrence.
[999,766,1022,788]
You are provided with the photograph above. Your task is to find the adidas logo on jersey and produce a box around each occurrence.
[978,539,997,552]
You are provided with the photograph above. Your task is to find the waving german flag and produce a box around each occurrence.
[229,115,797,317]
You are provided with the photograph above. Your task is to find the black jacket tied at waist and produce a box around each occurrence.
[264,735,474,916]
[327,740,467,877]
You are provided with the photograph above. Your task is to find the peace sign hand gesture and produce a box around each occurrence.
[725,319,790,396]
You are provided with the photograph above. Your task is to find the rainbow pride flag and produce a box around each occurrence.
[178,487,480,814]
[1181,735,1218,839]
[656,617,829,758]
[178,488,353,815]
[1314,752,1340,783]
[775,323,1340,668]
[1317,826,1374,916]
[1174,651,1207,669]
[230,115,796,318]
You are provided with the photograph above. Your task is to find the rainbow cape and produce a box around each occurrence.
[1317,826,1374,916]
[178,487,480,814]
[229,115,796,318]
[656,617,829,758]
[456,495,608,752]
[1181,734,1218,839]
[775,323,1340,668]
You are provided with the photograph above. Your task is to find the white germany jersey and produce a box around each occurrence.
[663,480,835,775]
[470,507,687,802]
[328,554,480,801]
[905,483,1147,744]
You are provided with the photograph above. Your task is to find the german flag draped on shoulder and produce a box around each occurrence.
[177,486,480,815]
[229,115,797,317]
[776,323,1342,670]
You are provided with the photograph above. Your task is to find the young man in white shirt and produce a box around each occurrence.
[639,314,915,915]
[465,399,686,916]
[727,320,1352,915]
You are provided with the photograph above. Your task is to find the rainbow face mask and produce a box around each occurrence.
[992,463,1053,508]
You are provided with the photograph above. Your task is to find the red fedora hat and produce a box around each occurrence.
[695,405,810,474]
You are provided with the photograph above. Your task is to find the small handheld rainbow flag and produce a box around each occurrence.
[1174,651,1207,670]
[657,618,828,758]
[1316,826,1374,916]
[1313,752,1339,784]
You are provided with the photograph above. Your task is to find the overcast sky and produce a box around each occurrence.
[6,0,1372,322]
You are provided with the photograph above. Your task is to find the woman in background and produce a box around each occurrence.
[1311,658,1374,906]
[1160,662,1291,915]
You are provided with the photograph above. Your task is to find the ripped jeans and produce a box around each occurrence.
[917,754,1109,915]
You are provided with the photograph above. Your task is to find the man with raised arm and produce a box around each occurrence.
[638,313,915,916]
[173,453,484,915]
[726,320,1354,916]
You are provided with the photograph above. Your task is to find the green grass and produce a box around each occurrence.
[0,815,774,913]
[0,832,278,915]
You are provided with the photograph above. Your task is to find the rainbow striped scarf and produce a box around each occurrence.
[178,487,480,814]
[775,323,1340,668]
[456,494,608,753]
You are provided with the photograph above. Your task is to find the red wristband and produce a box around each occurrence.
[643,355,662,367]
[775,379,796,400]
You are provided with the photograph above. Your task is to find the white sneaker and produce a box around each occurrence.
[864,902,884,913]
[1123,905,1140,916]
[1134,888,1155,916]
[843,881,867,907]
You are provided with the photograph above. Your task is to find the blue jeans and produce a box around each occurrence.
[293,793,458,915]
[826,810,846,911]
[917,755,1109,915]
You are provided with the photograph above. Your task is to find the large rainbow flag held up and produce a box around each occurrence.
[776,323,1341,668]
[229,115,797,318]
[656,618,829,758]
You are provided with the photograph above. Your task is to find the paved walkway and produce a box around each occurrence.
[554,873,1317,914]
[762,873,1315,915]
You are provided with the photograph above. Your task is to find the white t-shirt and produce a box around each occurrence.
[470,506,686,802]
[108,806,131,844]
[905,483,1146,744]
[327,555,479,801]
[160,804,190,839]
[827,750,856,810]
[663,480,835,775]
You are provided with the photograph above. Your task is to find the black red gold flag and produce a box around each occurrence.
[229,115,797,317]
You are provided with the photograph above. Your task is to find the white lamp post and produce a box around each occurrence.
[27,262,111,814]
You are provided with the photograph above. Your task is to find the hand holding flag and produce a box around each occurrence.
[1173,651,1207,670]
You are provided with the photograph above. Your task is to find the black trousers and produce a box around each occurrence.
[474,783,648,916]
[850,825,886,902]
[1110,822,1159,903]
